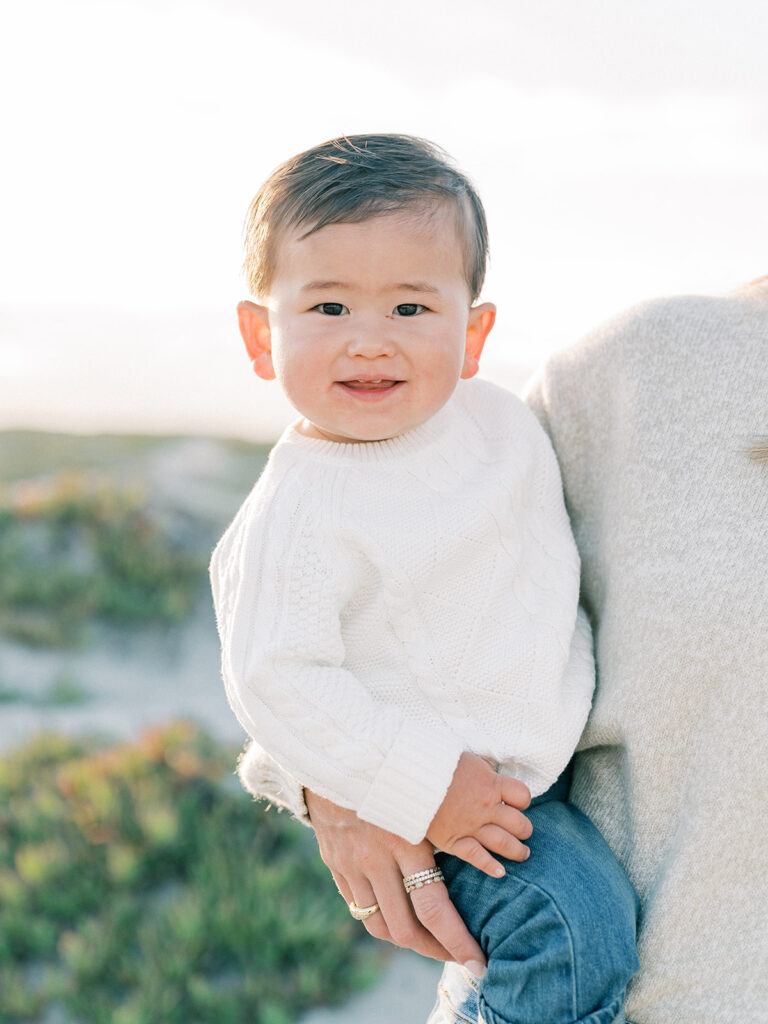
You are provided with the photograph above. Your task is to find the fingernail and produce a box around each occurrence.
[463,960,487,979]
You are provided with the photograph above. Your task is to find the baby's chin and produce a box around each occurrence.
[296,417,419,445]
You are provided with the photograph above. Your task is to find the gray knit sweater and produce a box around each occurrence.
[525,279,768,1023]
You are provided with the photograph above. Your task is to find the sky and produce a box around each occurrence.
[2,0,767,440]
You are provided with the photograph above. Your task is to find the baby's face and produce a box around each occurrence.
[263,205,487,443]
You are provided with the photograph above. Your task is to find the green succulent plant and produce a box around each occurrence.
[0,722,380,1023]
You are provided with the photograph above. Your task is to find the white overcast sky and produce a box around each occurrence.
[1,0,767,439]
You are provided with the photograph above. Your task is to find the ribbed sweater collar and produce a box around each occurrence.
[275,388,464,466]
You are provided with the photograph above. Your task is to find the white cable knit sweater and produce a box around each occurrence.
[211,378,594,844]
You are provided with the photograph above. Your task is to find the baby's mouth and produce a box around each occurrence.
[340,379,401,390]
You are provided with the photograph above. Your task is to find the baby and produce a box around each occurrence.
[210,134,638,1024]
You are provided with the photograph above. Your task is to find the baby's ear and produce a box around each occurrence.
[237,300,275,380]
[461,302,496,379]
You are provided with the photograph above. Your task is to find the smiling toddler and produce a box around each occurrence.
[210,134,638,1024]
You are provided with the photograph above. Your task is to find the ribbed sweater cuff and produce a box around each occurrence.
[357,724,464,844]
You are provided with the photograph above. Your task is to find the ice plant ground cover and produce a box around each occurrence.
[0,721,380,1024]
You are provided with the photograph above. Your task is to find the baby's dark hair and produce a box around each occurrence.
[244,134,489,301]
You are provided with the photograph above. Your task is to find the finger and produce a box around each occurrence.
[331,869,352,903]
[448,836,505,878]
[500,775,531,808]
[493,802,534,840]
[407,870,486,971]
[367,861,453,959]
[337,859,395,941]
[475,823,531,862]
[333,869,394,939]
[328,867,389,936]
[347,880,380,917]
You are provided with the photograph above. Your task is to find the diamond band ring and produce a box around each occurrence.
[402,867,445,893]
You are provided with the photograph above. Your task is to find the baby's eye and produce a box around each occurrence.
[393,303,427,317]
[313,302,348,316]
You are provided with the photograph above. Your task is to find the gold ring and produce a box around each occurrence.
[348,900,380,921]
[403,867,445,893]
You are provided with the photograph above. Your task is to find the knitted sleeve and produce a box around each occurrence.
[211,472,463,844]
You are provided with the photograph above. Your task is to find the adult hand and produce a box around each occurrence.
[305,789,488,975]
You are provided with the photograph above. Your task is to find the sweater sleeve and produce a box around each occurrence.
[210,475,463,844]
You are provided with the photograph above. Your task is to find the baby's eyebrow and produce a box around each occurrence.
[301,280,349,292]
[300,280,441,295]
[394,282,441,294]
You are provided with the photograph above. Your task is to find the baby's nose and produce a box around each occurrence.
[345,320,396,357]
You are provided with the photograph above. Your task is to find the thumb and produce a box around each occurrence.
[409,884,486,972]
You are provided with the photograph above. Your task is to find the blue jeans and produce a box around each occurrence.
[426,781,639,1024]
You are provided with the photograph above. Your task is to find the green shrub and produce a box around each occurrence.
[0,475,208,646]
[0,723,380,1023]
[0,675,91,708]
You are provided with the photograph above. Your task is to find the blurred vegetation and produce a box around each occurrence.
[0,673,91,707]
[0,430,270,492]
[0,473,208,647]
[0,432,169,483]
[0,722,380,1024]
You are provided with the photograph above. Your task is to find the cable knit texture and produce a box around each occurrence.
[524,280,768,1024]
[211,378,594,843]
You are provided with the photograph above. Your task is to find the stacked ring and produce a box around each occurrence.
[402,867,445,893]
[348,900,380,921]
